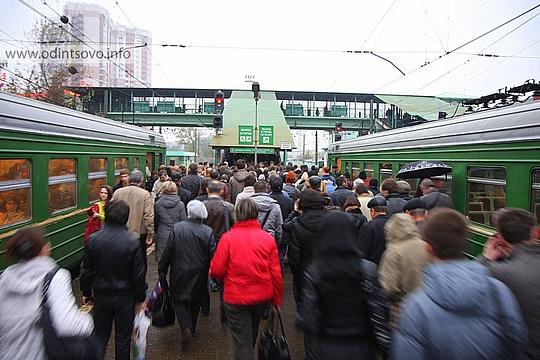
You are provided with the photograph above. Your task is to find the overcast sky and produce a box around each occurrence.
[1,0,539,97]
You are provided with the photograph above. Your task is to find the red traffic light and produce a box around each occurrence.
[216,97,223,104]
[335,122,343,132]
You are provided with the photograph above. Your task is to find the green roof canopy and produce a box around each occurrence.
[211,90,295,149]
[375,94,467,120]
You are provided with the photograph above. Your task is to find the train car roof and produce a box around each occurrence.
[329,100,540,154]
[0,92,166,147]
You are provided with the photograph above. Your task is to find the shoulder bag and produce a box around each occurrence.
[257,309,291,360]
[360,259,392,357]
[41,267,98,360]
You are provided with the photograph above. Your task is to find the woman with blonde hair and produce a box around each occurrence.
[154,181,186,261]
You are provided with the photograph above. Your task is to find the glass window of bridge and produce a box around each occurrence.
[114,157,129,184]
[380,163,393,182]
[467,166,506,226]
[364,163,374,181]
[48,159,77,214]
[88,158,107,202]
[0,159,31,228]
[532,170,540,224]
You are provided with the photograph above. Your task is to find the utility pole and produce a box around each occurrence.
[315,130,318,165]
[252,82,260,165]
[302,132,306,163]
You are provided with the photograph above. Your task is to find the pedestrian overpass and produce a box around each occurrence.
[68,87,467,131]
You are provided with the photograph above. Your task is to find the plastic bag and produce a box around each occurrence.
[132,310,151,360]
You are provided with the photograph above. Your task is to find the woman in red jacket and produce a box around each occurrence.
[210,197,283,360]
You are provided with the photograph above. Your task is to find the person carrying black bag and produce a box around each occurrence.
[0,227,94,360]
[159,200,216,351]
[80,200,146,360]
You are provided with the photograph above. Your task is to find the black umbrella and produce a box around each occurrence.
[397,160,452,179]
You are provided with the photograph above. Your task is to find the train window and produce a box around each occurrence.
[114,157,129,184]
[146,153,155,171]
[532,170,540,224]
[0,159,31,228]
[48,159,77,214]
[351,162,360,179]
[88,158,107,202]
[364,163,374,182]
[380,163,393,182]
[133,157,139,170]
[467,166,506,226]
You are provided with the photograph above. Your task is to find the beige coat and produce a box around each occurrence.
[112,185,154,238]
[379,213,429,303]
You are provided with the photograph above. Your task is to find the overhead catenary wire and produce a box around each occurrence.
[413,8,540,94]
[375,2,540,93]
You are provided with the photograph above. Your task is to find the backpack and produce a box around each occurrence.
[322,178,336,193]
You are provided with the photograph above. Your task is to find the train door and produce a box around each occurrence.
[146,152,155,172]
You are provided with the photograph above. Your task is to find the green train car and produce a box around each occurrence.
[0,92,166,271]
[328,100,540,257]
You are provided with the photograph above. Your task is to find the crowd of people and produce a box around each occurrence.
[1,158,540,360]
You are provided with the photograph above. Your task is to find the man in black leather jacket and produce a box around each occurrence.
[80,200,146,360]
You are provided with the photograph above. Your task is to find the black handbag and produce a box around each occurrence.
[360,259,392,357]
[258,309,291,360]
[151,277,175,327]
[41,267,98,360]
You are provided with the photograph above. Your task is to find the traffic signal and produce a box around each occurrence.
[214,90,224,113]
[213,115,223,128]
[335,121,343,132]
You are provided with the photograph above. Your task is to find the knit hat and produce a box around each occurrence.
[187,200,208,220]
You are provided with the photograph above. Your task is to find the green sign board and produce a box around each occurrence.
[238,125,254,145]
[230,147,275,154]
[259,126,274,145]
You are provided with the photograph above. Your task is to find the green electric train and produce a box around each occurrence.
[328,99,540,257]
[0,92,166,271]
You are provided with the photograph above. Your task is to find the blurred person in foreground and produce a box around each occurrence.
[210,198,283,360]
[283,189,326,311]
[479,208,540,359]
[0,227,94,360]
[378,213,429,326]
[392,208,527,360]
[80,200,146,360]
[159,200,215,350]
[299,211,375,359]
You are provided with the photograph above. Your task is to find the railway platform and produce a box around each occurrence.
[72,251,304,359]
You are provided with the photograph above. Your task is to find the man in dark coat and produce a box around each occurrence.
[380,178,406,216]
[419,178,453,210]
[478,208,540,359]
[269,176,294,271]
[282,189,326,310]
[159,200,215,349]
[80,200,146,360]
[112,168,129,193]
[329,176,354,209]
[229,159,249,204]
[182,163,202,200]
[171,172,192,207]
[358,196,390,265]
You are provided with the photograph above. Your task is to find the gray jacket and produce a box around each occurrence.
[154,194,187,261]
[250,193,283,241]
[479,244,540,359]
[0,256,93,360]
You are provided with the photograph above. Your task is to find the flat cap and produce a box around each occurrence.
[403,198,427,211]
[367,196,387,208]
